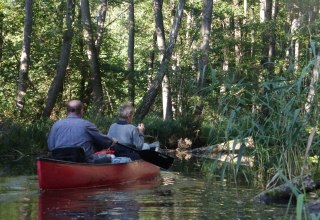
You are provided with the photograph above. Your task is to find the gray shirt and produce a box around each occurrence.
[107,120,144,150]
[48,115,112,160]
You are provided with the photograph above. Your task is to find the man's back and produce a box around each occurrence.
[48,115,95,158]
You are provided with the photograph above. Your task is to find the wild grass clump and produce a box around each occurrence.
[0,119,52,158]
[0,119,53,175]
[201,72,320,186]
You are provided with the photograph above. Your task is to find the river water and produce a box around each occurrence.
[0,158,294,220]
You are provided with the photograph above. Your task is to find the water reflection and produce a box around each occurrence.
[38,177,161,220]
[39,189,140,219]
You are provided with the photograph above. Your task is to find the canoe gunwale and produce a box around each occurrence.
[37,157,139,166]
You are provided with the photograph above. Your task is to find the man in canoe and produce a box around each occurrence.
[48,99,116,163]
[107,102,159,151]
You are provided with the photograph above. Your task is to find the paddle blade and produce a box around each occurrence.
[139,150,174,170]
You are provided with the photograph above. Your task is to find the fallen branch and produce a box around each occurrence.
[254,174,320,204]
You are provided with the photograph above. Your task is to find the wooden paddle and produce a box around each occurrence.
[115,143,174,170]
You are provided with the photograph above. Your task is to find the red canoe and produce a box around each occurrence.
[37,158,160,190]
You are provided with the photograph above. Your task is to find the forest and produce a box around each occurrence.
[0,0,320,189]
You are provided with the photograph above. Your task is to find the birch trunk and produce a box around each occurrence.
[154,0,173,120]
[16,0,33,113]
[288,12,301,74]
[305,53,320,114]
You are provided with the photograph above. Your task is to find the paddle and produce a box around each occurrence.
[115,143,174,170]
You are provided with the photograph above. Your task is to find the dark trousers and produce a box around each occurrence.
[110,145,141,160]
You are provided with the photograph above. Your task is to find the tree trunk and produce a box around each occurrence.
[305,52,320,114]
[177,57,184,115]
[41,0,75,118]
[147,31,156,89]
[76,7,91,107]
[127,0,135,105]
[170,52,178,117]
[16,0,33,114]
[294,32,300,72]
[260,0,276,75]
[154,0,165,53]
[135,0,185,121]
[287,10,301,74]
[195,0,213,118]
[95,0,108,55]
[233,0,241,68]
[243,0,247,20]
[162,74,173,120]
[185,0,197,72]
[223,17,230,72]
[0,12,3,62]
[154,0,173,120]
[260,0,265,22]
[250,3,255,57]
[304,1,320,114]
[198,0,213,87]
[269,0,278,74]
[81,0,104,113]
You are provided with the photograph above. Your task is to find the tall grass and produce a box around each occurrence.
[201,71,320,186]
[0,119,52,175]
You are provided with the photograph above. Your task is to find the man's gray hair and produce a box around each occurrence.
[119,103,134,119]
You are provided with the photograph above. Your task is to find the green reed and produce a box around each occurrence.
[201,72,320,185]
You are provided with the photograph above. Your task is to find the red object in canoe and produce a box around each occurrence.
[37,158,160,190]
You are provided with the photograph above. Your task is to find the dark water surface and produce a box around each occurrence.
[0,159,293,220]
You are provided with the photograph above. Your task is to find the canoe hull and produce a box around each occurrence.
[37,158,160,190]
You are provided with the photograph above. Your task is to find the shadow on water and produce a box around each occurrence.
[0,156,296,219]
